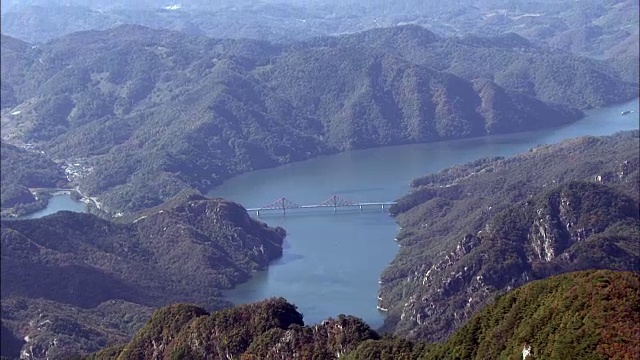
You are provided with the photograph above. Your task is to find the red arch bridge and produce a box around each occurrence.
[246,195,397,216]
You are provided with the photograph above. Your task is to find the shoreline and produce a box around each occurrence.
[1,188,93,220]
[205,97,638,195]
[5,98,638,220]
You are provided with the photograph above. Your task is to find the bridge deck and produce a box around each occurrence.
[247,202,396,211]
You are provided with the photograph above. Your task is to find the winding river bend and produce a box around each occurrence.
[19,99,639,327]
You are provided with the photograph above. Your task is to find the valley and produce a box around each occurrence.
[2,98,637,359]
[2,23,638,216]
[212,100,639,337]
[0,3,638,358]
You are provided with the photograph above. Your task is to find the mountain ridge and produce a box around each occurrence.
[2,0,637,61]
[380,130,640,341]
[77,270,639,360]
[0,195,286,358]
[4,24,632,214]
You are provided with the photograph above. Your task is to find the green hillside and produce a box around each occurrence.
[0,194,285,358]
[347,270,639,360]
[0,140,68,216]
[81,270,639,360]
[380,130,639,341]
[307,25,638,109]
[4,23,633,214]
[423,270,640,360]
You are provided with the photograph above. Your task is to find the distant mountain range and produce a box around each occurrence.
[2,24,636,215]
[381,130,639,341]
[1,0,637,62]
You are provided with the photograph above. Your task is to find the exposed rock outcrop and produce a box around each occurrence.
[382,131,640,341]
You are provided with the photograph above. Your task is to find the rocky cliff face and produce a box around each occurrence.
[388,181,639,342]
[92,298,377,360]
[382,131,640,342]
[0,194,286,359]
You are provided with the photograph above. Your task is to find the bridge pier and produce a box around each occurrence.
[256,210,260,217]
[359,205,363,212]
[381,204,385,211]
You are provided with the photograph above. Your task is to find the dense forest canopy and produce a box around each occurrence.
[77,270,639,360]
[0,195,285,358]
[2,23,635,215]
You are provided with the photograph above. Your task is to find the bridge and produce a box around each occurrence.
[246,195,397,216]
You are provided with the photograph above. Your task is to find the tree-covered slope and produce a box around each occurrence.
[379,130,640,342]
[423,270,640,360]
[0,140,68,216]
[85,298,379,360]
[345,270,639,360]
[1,298,153,360]
[0,193,286,358]
[307,25,638,109]
[83,270,638,360]
[3,23,631,214]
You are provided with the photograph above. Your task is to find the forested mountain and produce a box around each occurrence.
[349,270,639,360]
[303,25,638,109]
[2,133,638,359]
[379,130,640,342]
[3,24,636,215]
[0,140,67,215]
[88,298,378,360]
[0,193,286,358]
[81,270,638,360]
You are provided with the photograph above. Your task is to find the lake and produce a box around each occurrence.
[9,192,87,220]
[209,98,639,327]
[19,98,640,327]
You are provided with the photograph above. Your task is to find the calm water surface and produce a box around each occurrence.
[17,99,639,326]
[210,99,639,327]
[11,193,87,220]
